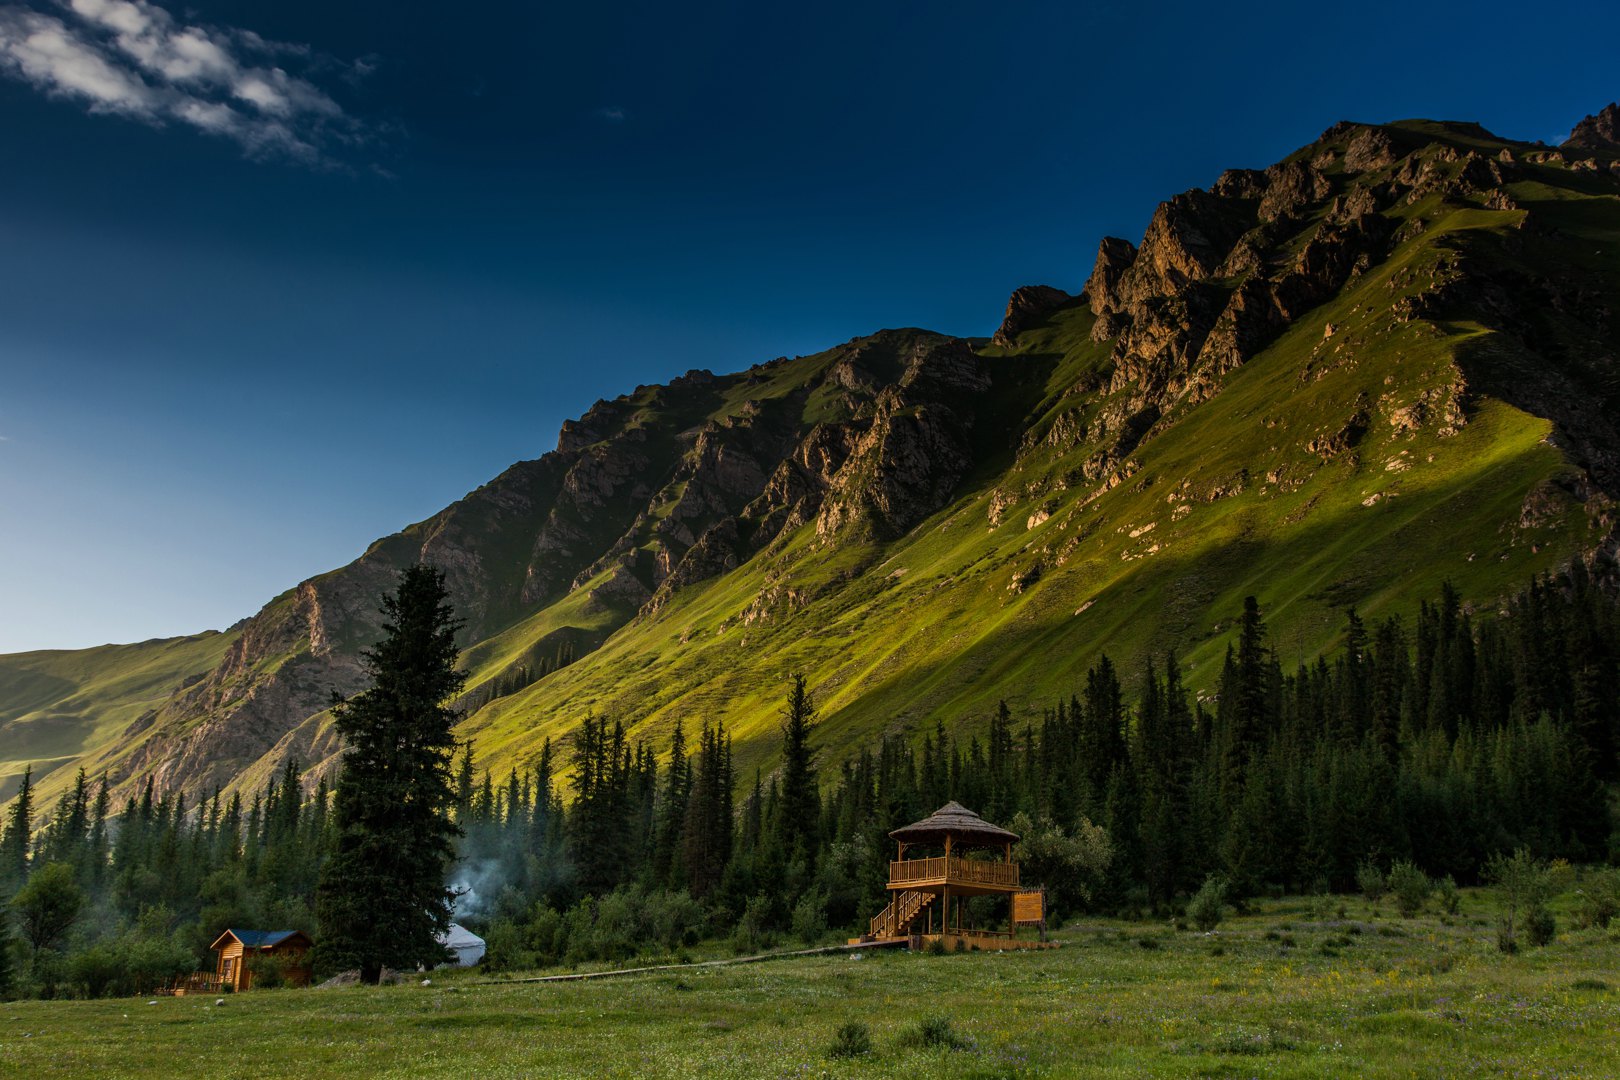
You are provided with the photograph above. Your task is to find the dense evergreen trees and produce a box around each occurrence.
[1,565,1615,995]
[317,565,467,984]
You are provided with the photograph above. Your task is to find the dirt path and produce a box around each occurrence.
[481,938,907,985]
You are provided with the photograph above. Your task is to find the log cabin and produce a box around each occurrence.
[208,929,314,991]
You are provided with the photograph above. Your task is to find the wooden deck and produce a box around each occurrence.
[889,856,1020,891]
[157,972,227,996]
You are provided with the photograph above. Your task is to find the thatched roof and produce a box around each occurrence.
[889,801,1020,846]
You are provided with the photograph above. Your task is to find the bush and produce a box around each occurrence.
[67,944,126,999]
[791,891,828,945]
[828,1021,873,1059]
[0,911,15,1001]
[1356,860,1387,904]
[900,1014,968,1051]
[1188,875,1228,932]
[480,918,537,972]
[1435,875,1461,915]
[1525,906,1557,948]
[643,889,706,952]
[1573,869,1620,930]
[731,894,774,955]
[120,936,193,996]
[1388,861,1431,918]
[245,951,305,989]
[1486,849,1570,953]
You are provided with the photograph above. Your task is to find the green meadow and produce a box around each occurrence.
[5,887,1617,1079]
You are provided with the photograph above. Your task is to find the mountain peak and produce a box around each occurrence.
[1565,103,1620,152]
[992,285,1073,347]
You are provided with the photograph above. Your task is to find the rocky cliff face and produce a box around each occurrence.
[11,107,1620,812]
[1565,103,1620,153]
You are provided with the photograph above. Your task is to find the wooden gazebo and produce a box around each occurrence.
[860,802,1052,951]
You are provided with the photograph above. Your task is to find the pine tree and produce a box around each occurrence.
[775,675,820,869]
[316,565,466,983]
[653,719,690,887]
[1,764,33,894]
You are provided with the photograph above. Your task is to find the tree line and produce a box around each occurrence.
[1,562,1615,996]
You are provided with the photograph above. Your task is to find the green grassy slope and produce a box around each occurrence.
[0,630,238,801]
[457,167,1608,783]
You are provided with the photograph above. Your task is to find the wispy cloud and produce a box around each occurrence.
[596,105,626,123]
[0,0,373,164]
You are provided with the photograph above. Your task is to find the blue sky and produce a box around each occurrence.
[1,0,1617,652]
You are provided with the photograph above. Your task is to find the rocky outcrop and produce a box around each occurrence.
[993,285,1073,347]
[815,337,988,540]
[1565,103,1620,153]
[1085,237,1138,316]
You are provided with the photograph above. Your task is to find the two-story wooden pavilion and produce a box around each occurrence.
[861,801,1053,950]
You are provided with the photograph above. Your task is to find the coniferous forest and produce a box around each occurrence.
[1,565,1616,999]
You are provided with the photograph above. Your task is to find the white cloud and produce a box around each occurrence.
[0,0,368,163]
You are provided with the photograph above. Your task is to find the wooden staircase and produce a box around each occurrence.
[869,889,935,940]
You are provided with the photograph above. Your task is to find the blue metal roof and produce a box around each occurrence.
[229,929,301,948]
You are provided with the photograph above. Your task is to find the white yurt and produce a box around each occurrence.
[438,922,487,967]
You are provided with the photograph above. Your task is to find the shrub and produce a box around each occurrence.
[1435,875,1461,915]
[1487,849,1570,953]
[120,936,194,996]
[1356,860,1387,904]
[828,1021,873,1059]
[245,952,303,989]
[589,890,640,961]
[901,1014,968,1051]
[1188,875,1228,932]
[1389,861,1431,917]
[480,918,536,972]
[791,891,829,945]
[66,944,126,999]
[1573,869,1620,930]
[0,913,13,1001]
[643,889,706,952]
[1525,906,1557,948]
[731,894,774,955]
[526,904,567,965]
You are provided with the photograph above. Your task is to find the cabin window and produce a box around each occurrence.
[222,958,234,981]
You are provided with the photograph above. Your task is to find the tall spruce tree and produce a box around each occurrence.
[316,565,466,983]
[775,675,820,869]
[1,764,33,894]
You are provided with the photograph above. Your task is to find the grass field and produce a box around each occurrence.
[5,889,1618,1078]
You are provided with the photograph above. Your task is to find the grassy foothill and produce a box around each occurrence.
[4,888,1617,1078]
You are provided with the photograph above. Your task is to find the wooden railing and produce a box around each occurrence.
[158,971,226,996]
[870,889,933,939]
[889,856,1019,888]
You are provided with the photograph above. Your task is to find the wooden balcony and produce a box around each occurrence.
[889,856,1019,891]
[157,971,226,996]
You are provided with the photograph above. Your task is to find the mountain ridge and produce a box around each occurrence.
[5,107,1619,815]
